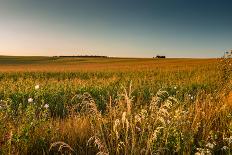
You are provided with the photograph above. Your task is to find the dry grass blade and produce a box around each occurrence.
[49,141,74,154]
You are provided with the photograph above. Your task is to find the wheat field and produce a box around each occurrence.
[0,56,231,154]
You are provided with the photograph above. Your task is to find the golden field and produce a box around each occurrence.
[0,56,231,154]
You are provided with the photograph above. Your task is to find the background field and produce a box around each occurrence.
[0,56,217,72]
[0,56,231,154]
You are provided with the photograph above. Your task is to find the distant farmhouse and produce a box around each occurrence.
[224,50,232,58]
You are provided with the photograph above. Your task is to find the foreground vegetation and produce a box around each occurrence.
[0,57,231,154]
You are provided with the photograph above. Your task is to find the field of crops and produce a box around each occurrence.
[0,56,231,154]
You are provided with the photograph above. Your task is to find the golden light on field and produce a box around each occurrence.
[0,57,231,154]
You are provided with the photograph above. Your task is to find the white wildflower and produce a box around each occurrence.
[174,86,177,90]
[28,98,33,103]
[44,104,49,109]
[35,85,40,90]
[221,146,229,150]
[191,96,194,100]
[206,142,215,149]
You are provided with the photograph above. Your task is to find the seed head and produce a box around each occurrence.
[113,119,120,139]
[121,112,127,128]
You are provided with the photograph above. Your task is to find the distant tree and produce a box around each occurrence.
[155,55,166,58]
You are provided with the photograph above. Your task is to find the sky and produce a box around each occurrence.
[0,0,232,58]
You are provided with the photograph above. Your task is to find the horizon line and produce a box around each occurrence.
[0,54,220,59]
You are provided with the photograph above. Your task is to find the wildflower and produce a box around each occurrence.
[28,98,33,103]
[190,96,194,100]
[221,146,229,151]
[35,85,40,90]
[44,104,49,109]
[174,86,177,90]
[206,142,215,149]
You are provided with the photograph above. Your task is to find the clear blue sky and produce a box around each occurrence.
[0,0,231,58]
